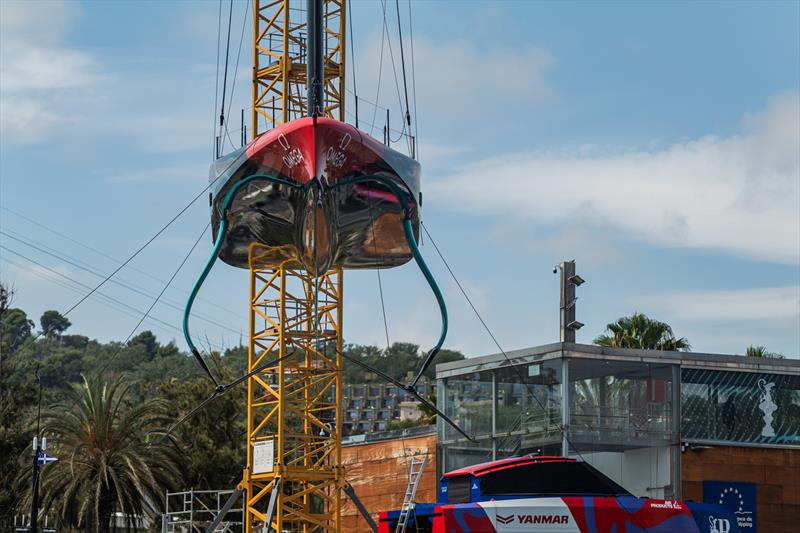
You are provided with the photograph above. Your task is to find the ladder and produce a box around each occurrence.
[395,456,428,533]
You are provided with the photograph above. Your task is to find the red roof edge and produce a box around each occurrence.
[443,455,576,478]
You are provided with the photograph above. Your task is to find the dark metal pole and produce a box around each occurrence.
[306,0,324,117]
[30,365,42,533]
[560,260,576,343]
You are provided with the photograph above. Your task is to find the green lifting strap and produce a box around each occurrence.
[182,174,301,386]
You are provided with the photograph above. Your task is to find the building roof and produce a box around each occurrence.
[444,455,576,478]
[435,342,800,378]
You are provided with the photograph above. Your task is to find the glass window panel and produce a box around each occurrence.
[568,359,675,445]
[681,369,800,445]
[441,371,493,441]
[495,360,563,455]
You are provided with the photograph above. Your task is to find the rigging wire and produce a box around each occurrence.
[408,0,419,158]
[98,223,210,375]
[417,223,577,444]
[217,0,235,157]
[348,0,359,129]
[394,0,412,135]
[418,220,653,533]
[368,8,387,137]
[212,0,223,160]
[379,0,409,149]
[224,0,251,150]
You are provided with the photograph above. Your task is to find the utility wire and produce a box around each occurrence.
[0,206,241,319]
[0,246,227,348]
[98,223,210,375]
[0,229,241,335]
[5,155,239,351]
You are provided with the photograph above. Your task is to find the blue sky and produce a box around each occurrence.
[1,0,798,359]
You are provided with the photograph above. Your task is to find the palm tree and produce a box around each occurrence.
[745,345,784,358]
[27,375,180,532]
[594,312,690,351]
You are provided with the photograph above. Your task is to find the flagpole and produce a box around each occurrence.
[30,364,42,533]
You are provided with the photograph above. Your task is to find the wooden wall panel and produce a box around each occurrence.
[341,434,437,532]
[681,445,800,532]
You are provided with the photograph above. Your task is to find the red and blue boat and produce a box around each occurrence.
[379,456,739,533]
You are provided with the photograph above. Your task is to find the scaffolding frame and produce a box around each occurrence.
[252,0,346,134]
[244,245,343,532]
[162,489,245,533]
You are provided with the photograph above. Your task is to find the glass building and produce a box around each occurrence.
[437,343,800,500]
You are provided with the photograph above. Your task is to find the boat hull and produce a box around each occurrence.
[209,117,421,272]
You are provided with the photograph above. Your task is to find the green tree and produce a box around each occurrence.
[39,310,71,339]
[159,369,247,489]
[745,345,784,358]
[26,375,179,532]
[129,331,158,360]
[594,312,690,351]
[0,308,34,353]
[0,284,37,523]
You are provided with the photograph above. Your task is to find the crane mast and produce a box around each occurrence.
[252,0,346,132]
[244,1,346,531]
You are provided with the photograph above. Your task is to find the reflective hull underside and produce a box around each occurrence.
[209,117,421,272]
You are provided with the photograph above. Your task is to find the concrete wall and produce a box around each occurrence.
[682,445,800,532]
[579,447,672,498]
[341,433,437,532]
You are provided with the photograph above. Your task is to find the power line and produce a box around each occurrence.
[3,158,238,350]
[99,223,210,374]
[0,246,229,349]
[0,206,241,319]
[0,229,241,335]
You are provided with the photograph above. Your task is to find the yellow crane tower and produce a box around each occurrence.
[243,1,346,531]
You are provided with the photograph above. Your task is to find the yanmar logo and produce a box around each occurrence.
[495,514,570,525]
[496,514,514,524]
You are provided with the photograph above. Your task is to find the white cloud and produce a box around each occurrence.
[636,285,800,322]
[428,93,800,264]
[0,1,99,145]
[0,41,99,92]
[356,35,554,122]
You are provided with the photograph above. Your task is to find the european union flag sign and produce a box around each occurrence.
[37,452,58,466]
[704,481,756,533]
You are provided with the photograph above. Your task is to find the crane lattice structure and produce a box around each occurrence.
[243,1,346,531]
[253,0,345,130]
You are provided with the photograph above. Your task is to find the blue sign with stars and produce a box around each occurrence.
[704,481,756,533]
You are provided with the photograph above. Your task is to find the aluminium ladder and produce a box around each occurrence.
[395,456,428,533]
